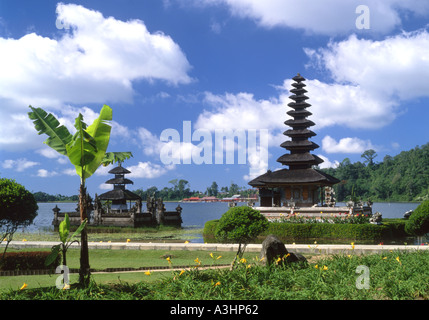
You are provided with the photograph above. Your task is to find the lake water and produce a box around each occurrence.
[26,201,420,234]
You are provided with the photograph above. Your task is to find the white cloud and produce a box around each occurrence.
[138,126,205,165]
[63,168,77,176]
[98,183,112,190]
[2,158,40,172]
[126,161,175,179]
[194,0,429,35]
[138,127,164,157]
[36,146,69,164]
[37,169,59,178]
[243,143,269,181]
[278,79,398,130]
[321,136,374,154]
[196,92,282,141]
[0,3,192,152]
[306,30,429,101]
[317,154,340,169]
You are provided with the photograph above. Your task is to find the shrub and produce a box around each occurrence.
[405,200,429,236]
[0,178,38,262]
[263,222,390,242]
[0,251,60,271]
[215,206,269,265]
[215,206,269,244]
[202,219,219,241]
[0,178,38,223]
[204,219,399,243]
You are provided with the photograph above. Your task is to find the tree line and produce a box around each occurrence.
[33,179,256,202]
[132,179,256,201]
[33,192,79,202]
[320,143,429,202]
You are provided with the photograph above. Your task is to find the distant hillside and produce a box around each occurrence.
[321,143,429,202]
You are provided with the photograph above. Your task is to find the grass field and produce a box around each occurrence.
[0,248,240,292]
[10,226,203,243]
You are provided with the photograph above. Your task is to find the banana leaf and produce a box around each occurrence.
[28,106,72,156]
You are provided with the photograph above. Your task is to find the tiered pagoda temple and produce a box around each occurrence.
[98,163,141,212]
[247,74,371,218]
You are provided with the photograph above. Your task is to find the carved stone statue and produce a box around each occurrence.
[369,212,382,225]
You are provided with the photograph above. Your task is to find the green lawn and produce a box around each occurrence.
[11,226,203,242]
[0,248,240,292]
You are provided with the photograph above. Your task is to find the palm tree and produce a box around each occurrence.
[28,105,132,287]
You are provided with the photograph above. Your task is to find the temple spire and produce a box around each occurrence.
[276,73,324,169]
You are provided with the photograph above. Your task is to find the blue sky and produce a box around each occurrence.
[1,0,429,196]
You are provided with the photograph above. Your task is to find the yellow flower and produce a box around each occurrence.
[284,253,290,259]
[184,240,189,244]
[210,252,214,259]
[194,257,201,265]
[246,264,252,269]
[239,258,247,264]
[382,257,387,260]
[126,239,131,243]
[107,241,111,243]
[214,281,221,287]
[314,264,318,269]
[322,265,328,271]
[216,255,222,260]
[22,239,27,242]
[347,255,352,258]
[351,242,355,250]
[179,269,185,276]
[63,284,70,290]
[144,271,151,276]
[396,256,401,265]
[275,257,282,264]
[259,257,265,262]
[20,283,28,290]
[166,257,172,264]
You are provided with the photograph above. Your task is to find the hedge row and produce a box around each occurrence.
[203,219,407,243]
[0,251,60,271]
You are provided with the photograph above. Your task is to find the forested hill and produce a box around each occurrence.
[321,143,429,202]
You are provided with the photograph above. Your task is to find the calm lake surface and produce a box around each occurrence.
[27,201,420,234]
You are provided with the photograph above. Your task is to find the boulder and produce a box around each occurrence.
[259,234,307,265]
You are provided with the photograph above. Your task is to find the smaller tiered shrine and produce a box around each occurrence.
[52,163,183,228]
[98,163,141,213]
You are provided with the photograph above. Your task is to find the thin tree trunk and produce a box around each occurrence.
[78,183,90,287]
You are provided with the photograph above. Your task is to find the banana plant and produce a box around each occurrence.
[28,104,132,287]
[45,213,87,268]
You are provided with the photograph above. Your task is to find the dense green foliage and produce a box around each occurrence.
[321,144,429,202]
[214,207,269,244]
[405,200,429,236]
[204,219,407,243]
[2,250,428,300]
[0,178,38,224]
[132,180,256,201]
[0,178,38,259]
[33,192,79,202]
